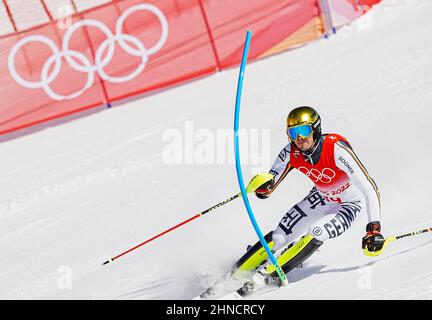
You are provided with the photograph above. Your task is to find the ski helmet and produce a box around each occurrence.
[286,106,321,141]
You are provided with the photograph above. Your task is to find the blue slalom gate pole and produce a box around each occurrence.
[233,30,288,285]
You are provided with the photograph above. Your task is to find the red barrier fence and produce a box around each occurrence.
[0,0,379,136]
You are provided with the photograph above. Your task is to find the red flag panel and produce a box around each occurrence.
[1,0,375,136]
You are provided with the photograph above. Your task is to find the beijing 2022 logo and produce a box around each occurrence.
[7,3,169,101]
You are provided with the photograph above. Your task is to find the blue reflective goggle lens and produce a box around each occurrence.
[287,124,313,140]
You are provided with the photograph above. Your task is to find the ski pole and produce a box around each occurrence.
[363,227,432,257]
[102,193,241,265]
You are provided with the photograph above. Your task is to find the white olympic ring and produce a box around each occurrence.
[298,167,336,184]
[7,3,169,101]
[42,50,95,100]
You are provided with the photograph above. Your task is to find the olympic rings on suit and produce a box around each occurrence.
[298,166,336,184]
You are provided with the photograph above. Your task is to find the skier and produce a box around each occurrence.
[232,106,385,292]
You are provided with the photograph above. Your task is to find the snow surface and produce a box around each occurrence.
[1,0,432,300]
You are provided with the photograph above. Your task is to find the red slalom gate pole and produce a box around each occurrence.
[102,193,240,265]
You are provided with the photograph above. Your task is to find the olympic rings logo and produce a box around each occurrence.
[7,3,169,101]
[298,166,336,184]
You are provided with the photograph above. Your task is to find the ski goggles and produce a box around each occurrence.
[286,124,313,140]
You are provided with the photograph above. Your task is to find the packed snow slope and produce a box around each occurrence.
[1,0,432,300]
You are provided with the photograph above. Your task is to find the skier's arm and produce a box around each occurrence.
[255,143,294,198]
[334,141,381,223]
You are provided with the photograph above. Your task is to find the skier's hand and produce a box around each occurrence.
[246,173,274,195]
[362,221,385,252]
[255,177,275,199]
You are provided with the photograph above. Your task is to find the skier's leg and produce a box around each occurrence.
[233,187,327,275]
[271,187,331,251]
[266,199,364,278]
[310,201,363,242]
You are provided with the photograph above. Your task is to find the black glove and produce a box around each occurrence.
[255,178,274,199]
[362,221,385,252]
